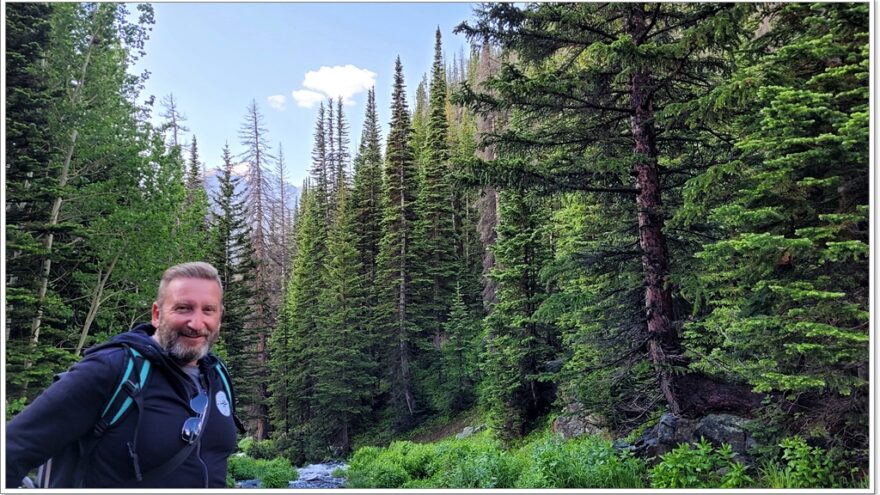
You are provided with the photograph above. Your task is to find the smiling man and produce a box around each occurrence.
[6,262,245,489]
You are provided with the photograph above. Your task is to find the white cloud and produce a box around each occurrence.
[292,89,327,109]
[267,94,287,111]
[299,65,377,106]
[232,162,249,176]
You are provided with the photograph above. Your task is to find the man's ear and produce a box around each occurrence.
[151,301,161,327]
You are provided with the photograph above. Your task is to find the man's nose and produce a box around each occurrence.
[187,311,208,330]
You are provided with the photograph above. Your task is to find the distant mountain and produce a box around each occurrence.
[204,165,300,213]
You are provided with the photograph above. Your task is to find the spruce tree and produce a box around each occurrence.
[457,2,760,418]
[5,1,58,408]
[377,57,422,430]
[313,186,374,456]
[270,184,326,463]
[334,97,351,194]
[412,29,460,412]
[680,2,869,458]
[481,190,554,444]
[351,87,386,401]
[210,143,260,426]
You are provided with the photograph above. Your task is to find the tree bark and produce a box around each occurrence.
[75,252,119,355]
[476,43,501,309]
[626,4,684,415]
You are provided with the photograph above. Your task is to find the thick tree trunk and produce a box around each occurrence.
[625,4,765,417]
[476,43,500,309]
[626,4,684,415]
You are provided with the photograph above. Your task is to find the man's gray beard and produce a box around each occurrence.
[156,321,219,363]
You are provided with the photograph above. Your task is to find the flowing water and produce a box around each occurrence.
[288,462,348,489]
[235,461,347,489]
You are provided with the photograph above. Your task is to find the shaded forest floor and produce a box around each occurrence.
[406,408,484,444]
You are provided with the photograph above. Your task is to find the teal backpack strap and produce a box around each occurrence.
[64,344,152,487]
[93,345,151,436]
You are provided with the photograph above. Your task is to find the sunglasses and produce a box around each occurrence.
[181,390,208,444]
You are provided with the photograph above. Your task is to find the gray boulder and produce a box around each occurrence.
[551,401,609,439]
[456,424,485,440]
[625,413,757,463]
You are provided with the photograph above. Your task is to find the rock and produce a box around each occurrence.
[551,401,609,439]
[235,479,261,488]
[455,424,485,440]
[630,413,757,463]
[695,414,756,455]
[545,359,565,373]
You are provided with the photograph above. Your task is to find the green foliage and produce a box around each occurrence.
[227,454,298,488]
[345,430,647,488]
[679,3,869,456]
[480,190,556,444]
[650,439,753,488]
[245,439,278,460]
[758,436,848,488]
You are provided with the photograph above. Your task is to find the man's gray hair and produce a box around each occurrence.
[156,262,224,306]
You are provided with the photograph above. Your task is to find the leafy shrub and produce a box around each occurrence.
[516,434,646,488]
[228,454,260,481]
[650,439,753,488]
[759,436,846,488]
[246,438,277,459]
[344,429,647,489]
[259,457,298,488]
[227,454,298,488]
[237,436,254,453]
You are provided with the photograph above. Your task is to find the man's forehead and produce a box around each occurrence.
[165,277,222,298]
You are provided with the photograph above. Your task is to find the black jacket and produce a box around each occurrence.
[5,324,240,488]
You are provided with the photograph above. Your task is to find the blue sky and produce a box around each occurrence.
[132,2,478,187]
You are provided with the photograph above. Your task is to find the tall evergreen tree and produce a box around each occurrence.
[412,29,460,411]
[334,97,351,194]
[270,183,327,463]
[210,143,260,426]
[456,2,761,419]
[185,135,205,206]
[238,98,275,439]
[313,186,374,456]
[481,190,555,443]
[5,2,58,402]
[377,57,422,430]
[679,2,869,457]
[351,87,386,402]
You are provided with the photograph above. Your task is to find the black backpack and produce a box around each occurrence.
[22,343,238,488]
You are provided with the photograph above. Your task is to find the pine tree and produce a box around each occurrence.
[238,98,275,439]
[456,2,760,418]
[481,190,555,444]
[209,143,260,426]
[680,3,869,457]
[351,87,386,401]
[412,29,460,412]
[377,57,422,430]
